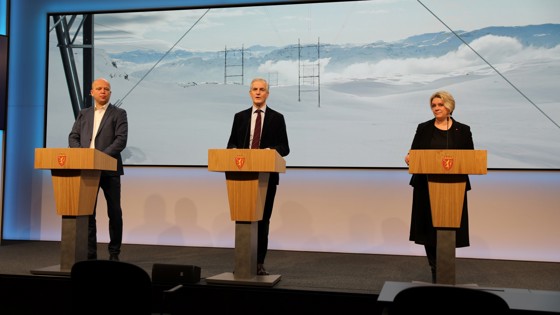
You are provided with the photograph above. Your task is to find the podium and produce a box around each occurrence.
[408,149,487,284]
[207,148,286,286]
[33,148,117,275]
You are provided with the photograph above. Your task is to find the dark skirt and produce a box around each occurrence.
[409,177,470,247]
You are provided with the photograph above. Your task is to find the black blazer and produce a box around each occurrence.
[408,117,474,189]
[227,106,290,185]
[68,103,128,176]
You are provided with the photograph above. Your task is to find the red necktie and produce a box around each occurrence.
[251,109,262,149]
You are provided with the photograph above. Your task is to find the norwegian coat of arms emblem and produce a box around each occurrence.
[57,154,67,167]
[235,156,245,169]
[442,156,454,170]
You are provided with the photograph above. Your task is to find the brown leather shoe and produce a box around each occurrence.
[257,263,269,275]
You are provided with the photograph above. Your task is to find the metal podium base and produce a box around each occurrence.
[30,216,87,277]
[30,264,71,277]
[206,221,281,287]
[436,229,456,285]
[206,272,281,287]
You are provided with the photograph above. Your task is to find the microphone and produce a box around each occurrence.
[446,115,449,149]
[243,120,250,148]
[229,124,249,149]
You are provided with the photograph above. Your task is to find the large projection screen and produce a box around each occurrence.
[46,0,560,169]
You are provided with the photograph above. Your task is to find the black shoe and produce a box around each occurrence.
[431,267,436,283]
[109,254,119,261]
[257,263,269,276]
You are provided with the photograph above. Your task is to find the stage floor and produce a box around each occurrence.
[1,240,559,294]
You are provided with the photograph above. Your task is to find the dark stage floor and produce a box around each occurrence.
[0,240,559,314]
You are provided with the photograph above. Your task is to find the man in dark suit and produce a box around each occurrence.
[227,77,290,275]
[69,77,128,261]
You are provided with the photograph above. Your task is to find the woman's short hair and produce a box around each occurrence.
[430,90,455,115]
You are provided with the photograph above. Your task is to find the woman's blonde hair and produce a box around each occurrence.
[430,90,455,115]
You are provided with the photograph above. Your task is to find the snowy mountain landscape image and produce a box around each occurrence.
[46,0,560,169]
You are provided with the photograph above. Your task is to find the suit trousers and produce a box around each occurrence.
[88,175,123,258]
[257,182,277,264]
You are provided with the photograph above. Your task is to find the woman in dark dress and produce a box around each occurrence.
[404,90,474,283]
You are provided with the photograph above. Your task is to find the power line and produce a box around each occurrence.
[417,0,559,129]
[114,9,211,107]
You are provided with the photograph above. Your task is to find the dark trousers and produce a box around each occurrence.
[88,175,123,258]
[257,182,277,264]
[425,244,437,283]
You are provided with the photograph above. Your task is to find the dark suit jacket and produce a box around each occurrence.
[409,117,474,189]
[227,106,290,185]
[68,103,128,176]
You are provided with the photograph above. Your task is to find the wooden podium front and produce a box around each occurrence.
[207,149,286,286]
[408,149,487,284]
[33,148,116,275]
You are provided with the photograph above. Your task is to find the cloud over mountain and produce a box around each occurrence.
[105,24,560,86]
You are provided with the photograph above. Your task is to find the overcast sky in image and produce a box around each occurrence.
[90,0,560,53]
